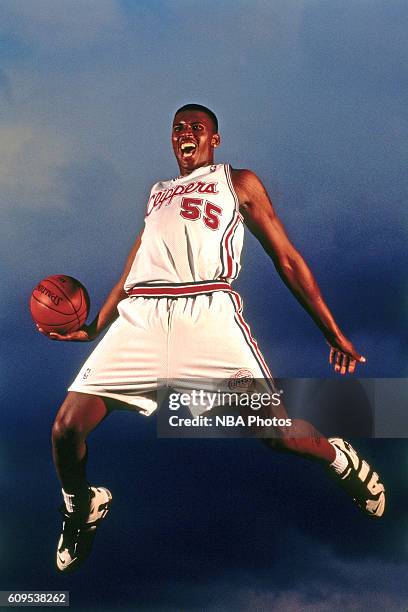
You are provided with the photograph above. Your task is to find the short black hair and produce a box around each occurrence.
[174,103,218,132]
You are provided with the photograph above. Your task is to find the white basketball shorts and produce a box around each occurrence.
[68,284,275,416]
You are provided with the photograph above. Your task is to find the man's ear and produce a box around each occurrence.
[212,134,221,148]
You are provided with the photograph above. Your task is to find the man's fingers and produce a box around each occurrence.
[36,322,90,342]
[37,327,88,341]
[328,341,366,374]
[348,348,366,363]
[334,351,342,372]
[37,326,58,339]
[348,358,357,374]
[43,330,74,341]
[49,332,82,341]
[50,330,89,342]
[49,332,67,340]
[348,353,366,368]
[340,354,349,375]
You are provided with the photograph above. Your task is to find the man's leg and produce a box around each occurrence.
[52,391,111,509]
[262,417,336,462]
[259,405,385,518]
[245,393,337,464]
[52,391,126,572]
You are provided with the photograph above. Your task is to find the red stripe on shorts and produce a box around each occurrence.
[228,291,274,381]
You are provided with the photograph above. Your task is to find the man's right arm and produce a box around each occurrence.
[39,230,144,342]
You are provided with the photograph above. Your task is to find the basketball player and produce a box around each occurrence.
[39,104,385,573]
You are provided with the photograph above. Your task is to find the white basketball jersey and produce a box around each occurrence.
[124,164,244,289]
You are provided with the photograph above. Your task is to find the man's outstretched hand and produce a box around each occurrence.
[36,323,96,342]
[328,335,366,375]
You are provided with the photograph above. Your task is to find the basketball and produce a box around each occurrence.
[30,275,90,334]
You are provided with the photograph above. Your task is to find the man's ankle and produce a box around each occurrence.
[62,484,91,514]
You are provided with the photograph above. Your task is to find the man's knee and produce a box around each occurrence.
[52,394,88,443]
[52,414,85,444]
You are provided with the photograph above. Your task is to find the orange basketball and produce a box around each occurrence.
[30,275,90,334]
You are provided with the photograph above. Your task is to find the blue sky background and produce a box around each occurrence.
[1,1,407,610]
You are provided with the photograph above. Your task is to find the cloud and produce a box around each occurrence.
[0,122,69,212]
[223,587,405,612]
[147,535,408,612]
[0,0,125,50]
[0,69,12,101]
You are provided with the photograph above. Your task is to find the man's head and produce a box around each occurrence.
[175,104,218,132]
[172,104,220,176]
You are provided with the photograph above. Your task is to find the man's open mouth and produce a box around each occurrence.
[180,141,197,158]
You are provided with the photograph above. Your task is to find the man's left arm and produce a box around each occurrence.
[231,168,365,375]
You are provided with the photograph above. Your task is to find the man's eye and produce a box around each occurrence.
[193,124,203,131]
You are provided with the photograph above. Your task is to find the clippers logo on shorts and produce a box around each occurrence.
[124,164,244,287]
[228,369,254,390]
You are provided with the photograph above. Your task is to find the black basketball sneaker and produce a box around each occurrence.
[56,486,112,573]
[328,438,385,518]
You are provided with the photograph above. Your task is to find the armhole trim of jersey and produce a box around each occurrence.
[219,165,243,279]
[224,164,241,217]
